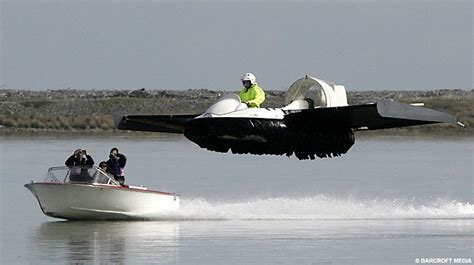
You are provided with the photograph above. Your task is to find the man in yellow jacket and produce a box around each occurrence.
[239,73,266,108]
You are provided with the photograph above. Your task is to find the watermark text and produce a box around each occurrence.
[415,258,472,264]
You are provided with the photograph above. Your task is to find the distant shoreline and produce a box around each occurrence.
[1,88,472,136]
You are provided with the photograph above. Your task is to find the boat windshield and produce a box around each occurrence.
[44,166,120,185]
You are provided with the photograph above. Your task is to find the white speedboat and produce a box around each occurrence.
[25,166,179,220]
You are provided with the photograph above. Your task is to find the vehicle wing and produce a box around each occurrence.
[283,99,457,131]
[116,114,200,133]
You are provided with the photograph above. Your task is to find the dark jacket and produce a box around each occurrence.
[65,154,95,167]
[106,153,127,177]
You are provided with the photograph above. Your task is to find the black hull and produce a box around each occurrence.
[184,118,354,160]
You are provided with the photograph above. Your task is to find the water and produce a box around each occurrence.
[0,135,473,264]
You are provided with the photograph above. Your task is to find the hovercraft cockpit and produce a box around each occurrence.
[202,75,349,115]
[283,75,348,110]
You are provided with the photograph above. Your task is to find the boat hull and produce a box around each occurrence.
[25,183,179,220]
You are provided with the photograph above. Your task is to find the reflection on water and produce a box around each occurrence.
[34,221,179,264]
[30,219,474,264]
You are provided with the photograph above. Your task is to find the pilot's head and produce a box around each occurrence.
[241,73,256,89]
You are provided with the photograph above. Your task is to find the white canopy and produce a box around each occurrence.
[285,75,348,108]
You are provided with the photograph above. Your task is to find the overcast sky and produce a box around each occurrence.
[1,0,472,91]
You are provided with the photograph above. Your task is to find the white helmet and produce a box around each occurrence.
[241,73,256,84]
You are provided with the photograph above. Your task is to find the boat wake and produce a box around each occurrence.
[152,195,473,221]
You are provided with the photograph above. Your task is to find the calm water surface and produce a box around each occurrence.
[0,135,472,264]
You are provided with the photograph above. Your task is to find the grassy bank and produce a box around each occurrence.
[1,89,472,136]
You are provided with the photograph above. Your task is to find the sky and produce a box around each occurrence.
[1,0,472,91]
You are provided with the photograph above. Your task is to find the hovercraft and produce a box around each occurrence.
[117,75,460,160]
